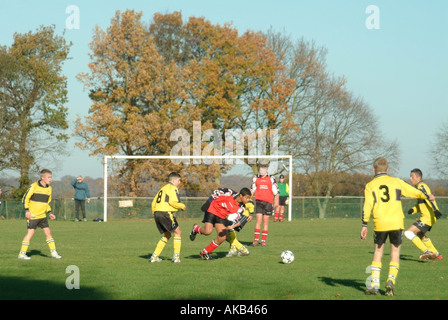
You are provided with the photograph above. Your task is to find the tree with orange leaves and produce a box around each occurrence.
[75,10,297,196]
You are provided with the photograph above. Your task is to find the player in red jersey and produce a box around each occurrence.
[190,187,252,260]
[251,164,279,246]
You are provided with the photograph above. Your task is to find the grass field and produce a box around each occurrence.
[0,218,447,301]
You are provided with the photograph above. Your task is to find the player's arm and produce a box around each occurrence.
[243,201,254,217]
[151,194,157,213]
[22,184,35,218]
[407,205,418,216]
[418,183,442,219]
[46,189,52,213]
[251,175,257,195]
[400,180,429,200]
[360,185,374,240]
[46,189,55,219]
[168,188,186,210]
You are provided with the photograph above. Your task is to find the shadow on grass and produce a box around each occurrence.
[0,275,110,300]
[318,276,366,293]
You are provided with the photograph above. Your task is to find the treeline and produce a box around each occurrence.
[2,172,448,200]
[2,9,445,201]
[208,173,448,197]
[0,176,103,199]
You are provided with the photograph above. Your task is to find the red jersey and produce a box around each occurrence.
[251,175,278,204]
[208,195,244,219]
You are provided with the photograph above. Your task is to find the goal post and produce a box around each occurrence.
[102,155,293,222]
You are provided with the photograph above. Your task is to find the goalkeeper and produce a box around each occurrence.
[404,168,443,260]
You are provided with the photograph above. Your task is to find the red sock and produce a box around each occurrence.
[274,212,279,221]
[261,230,268,243]
[193,225,202,234]
[279,213,283,221]
[254,229,261,242]
[204,240,219,254]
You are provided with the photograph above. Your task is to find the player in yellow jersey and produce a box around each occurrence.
[405,168,443,260]
[18,169,61,260]
[360,158,435,296]
[226,200,254,257]
[149,172,186,263]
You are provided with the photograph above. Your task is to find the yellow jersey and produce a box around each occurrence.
[409,181,439,226]
[362,174,427,231]
[22,181,52,220]
[151,183,185,213]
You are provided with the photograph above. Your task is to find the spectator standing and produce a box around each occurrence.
[71,175,91,222]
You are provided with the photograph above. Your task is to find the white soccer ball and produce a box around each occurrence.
[281,250,294,264]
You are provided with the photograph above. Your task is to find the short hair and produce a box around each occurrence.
[373,157,388,173]
[411,168,423,178]
[40,169,52,176]
[168,172,181,181]
[239,187,252,197]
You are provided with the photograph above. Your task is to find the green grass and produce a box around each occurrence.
[0,218,447,300]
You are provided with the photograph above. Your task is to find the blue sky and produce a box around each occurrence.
[1,0,447,180]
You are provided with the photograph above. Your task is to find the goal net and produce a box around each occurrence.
[102,155,293,222]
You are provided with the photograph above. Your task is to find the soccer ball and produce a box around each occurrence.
[281,250,294,264]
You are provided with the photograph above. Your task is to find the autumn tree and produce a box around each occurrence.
[76,10,297,195]
[0,25,71,198]
[266,29,399,217]
[431,118,448,178]
[150,12,297,173]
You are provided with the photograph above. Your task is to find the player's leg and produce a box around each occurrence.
[279,205,285,222]
[201,222,228,260]
[422,235,441,259]
[43,225,61,259]
[385,231,402,297]
[260,213,271,246]
[253,213,263,246]
[150,212,172,262]
[226,229,249,257]
[152,231,171,262]
[18,227,35,260]
[172,226,182,263]
[405,223,436,259]
[190,212,214,241]
[366,232,386,294]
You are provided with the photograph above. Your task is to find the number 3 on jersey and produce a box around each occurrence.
[379,185,390,202]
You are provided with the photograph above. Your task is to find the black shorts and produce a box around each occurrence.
[279,196,288,206]
[373,230,403,246]
[202,211,232,227]
[154,211,179,234]
[412,220,432,233]
[255,200,274,216]
[27,218,49,229]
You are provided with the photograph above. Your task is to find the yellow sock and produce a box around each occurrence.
[20,241,30,254]
[46,238,56,251]
[228,230,243,251]
[173,236,181,255]
[153,236,168,257]
[387,262,399,285]
[423,237,438,253]
[370,261,382,289]
[411,237,428,252]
